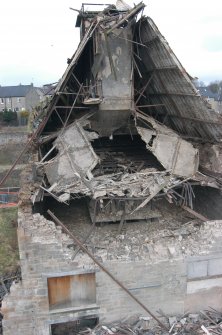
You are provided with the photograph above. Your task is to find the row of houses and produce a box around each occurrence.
[0,83,221,115]
[0,84,54,113]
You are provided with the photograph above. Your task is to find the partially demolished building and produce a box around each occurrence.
[2,2,222,334]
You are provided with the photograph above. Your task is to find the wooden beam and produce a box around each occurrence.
[182,205,209,222]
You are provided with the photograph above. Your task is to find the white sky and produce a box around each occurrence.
[0,0,222,87]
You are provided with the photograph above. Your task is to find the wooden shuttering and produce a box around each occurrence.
[47,273,96,310]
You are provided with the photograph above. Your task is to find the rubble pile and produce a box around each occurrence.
[32,0,222,226]
[51,198,222,262]
[79,310,222,335]
[2,1,222,334]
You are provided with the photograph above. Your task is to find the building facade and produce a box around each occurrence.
[0,84,43,112]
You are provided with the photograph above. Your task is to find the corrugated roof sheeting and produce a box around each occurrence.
[153,95,221,139]
[135,17,222,142]
[145,93,222,141]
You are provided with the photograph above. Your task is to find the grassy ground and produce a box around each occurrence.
[0,129,26,276]
[0,169,22,187]
[0,144,28,165]
[0,126,28,133]
[0,207,19,276]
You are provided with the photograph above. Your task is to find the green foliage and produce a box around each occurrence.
[193,79,205,88]
[207,80,222,94]
[2,109,17,124]
[19,110,29,119]
[0,207,19,276]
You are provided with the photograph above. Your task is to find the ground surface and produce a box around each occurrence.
[0,208,18,276]
[0,127,26,275]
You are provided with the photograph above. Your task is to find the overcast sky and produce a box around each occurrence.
[0,0,222,87]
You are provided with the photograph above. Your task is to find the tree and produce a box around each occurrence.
[2,109,17,124]
[192,79,205,88]
[207,80,222,94]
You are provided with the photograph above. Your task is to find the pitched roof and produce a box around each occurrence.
[37,4,222,143]
[0,84,33,98]
[38,85,55,96]
[133,17,222,141]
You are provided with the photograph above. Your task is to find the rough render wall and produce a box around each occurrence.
[25,88,41,112]
[2,206,222,334]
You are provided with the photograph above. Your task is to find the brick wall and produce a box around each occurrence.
[2,165,222,334]
[2,206,222,334]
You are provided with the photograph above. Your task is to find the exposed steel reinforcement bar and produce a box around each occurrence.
[47,209,169,331]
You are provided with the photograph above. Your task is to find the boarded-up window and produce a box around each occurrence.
[47,273,96,310]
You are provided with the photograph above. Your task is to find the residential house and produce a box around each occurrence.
[37,84,55,102]
[0,84,42,112]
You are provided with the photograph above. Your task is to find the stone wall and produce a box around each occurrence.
[2,205,222,334]
[2,209,97,335]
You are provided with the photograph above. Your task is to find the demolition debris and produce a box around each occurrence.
[75,309,222,335]
[1,1,222,334]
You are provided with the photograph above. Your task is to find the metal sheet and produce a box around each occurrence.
[136,17,222,142]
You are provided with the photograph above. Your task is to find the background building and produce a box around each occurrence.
[0,84,43,112]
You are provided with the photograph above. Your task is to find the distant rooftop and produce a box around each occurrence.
[0,84,34,98]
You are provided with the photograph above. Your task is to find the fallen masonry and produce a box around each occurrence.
[1,1,222,334]
[52,310,222,335]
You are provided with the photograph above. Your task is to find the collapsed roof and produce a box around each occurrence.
[32,1,222,223]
